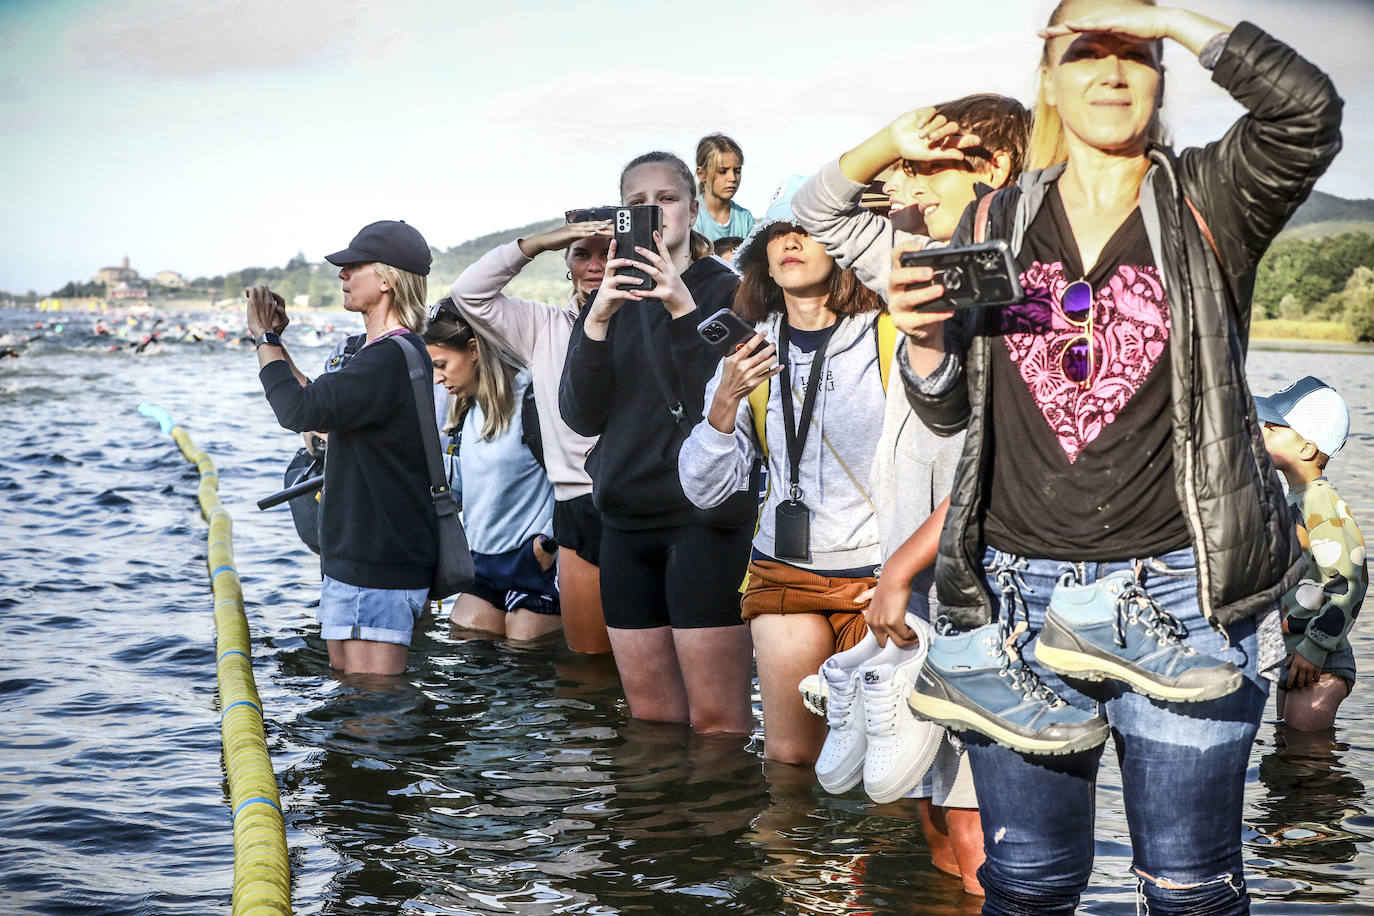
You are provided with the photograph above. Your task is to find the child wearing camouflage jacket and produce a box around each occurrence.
[1256,376,1368,731]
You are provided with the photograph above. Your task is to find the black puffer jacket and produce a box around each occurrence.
[902,22,1343,631]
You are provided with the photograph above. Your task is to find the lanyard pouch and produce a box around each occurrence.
[773,498,811,562]
[771,321,834,565]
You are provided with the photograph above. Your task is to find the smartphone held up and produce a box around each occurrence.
[569,204,661,294]
[696,307,767,357]
[898,240,1024,311]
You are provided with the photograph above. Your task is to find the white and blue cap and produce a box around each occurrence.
[732,174,811,274]
[1253,375,1350,457]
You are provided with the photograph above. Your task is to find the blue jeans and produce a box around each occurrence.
[969,546,1269,915]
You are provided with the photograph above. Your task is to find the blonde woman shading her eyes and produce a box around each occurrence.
[889,3,1341,911]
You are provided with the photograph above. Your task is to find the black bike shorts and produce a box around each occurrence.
[599,520,751,630]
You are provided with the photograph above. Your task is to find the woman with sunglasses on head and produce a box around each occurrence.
[888,2,1341,912]
[559,150,751,733]
[424,299,560,643]
[451,220,613,654]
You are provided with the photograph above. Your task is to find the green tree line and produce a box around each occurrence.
[1253,231,1374,340]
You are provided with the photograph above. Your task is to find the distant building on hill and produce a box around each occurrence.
[154,270,186,289]
[110,279,149,300]
[94,256,139,287]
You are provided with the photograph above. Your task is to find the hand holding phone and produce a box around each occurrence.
[700,313,780,433]
[696,307,767,357]
[610,206,661,292]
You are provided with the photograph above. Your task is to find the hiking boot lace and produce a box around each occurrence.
[1113,583,1194,652]
[990,563,1064,708]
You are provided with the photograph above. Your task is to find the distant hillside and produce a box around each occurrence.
[1281,190,1374,240]
[27,191,1371,306]
[430,217,569,305]
[1278,219,1374,241]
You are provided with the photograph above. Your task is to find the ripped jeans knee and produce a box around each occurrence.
[1134,866,1249,916]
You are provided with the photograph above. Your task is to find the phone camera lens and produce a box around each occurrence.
[940,267,964,292]
[704,324,724,342]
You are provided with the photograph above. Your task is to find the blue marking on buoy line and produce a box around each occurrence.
[215,598,239,611]
[219,649,251,663]
[221,698,263,718]
[232,796,282,819]
[136,403,174,434]
[211,565,237,579]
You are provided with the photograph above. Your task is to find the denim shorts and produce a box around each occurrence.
[318,575,430,646]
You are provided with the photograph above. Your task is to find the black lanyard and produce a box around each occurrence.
[776,321,835,502]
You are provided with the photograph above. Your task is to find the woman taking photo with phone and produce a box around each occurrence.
[424,299,561,643]
[678,178,892,768]
[890,3,1341,911]
[451,218,614,655]
[559,150,751,733]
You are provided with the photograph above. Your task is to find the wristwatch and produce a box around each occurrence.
[253,331,282,349]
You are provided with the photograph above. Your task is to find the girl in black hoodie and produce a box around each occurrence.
[560,151,754,733]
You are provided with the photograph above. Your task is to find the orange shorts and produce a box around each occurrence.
[740,558,875,653]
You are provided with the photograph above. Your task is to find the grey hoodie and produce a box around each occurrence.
[792,160,965,609]
[679,311,885,570]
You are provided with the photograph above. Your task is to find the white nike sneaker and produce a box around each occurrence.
[814,628,883,794]
[861,615,943,804]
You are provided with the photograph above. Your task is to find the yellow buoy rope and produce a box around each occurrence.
[141,405,291,915]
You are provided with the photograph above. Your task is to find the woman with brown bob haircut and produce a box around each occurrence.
[680,175,895,770]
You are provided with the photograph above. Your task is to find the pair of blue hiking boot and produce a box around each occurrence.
[906,571,1243,755]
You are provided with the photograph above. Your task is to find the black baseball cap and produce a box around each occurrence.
[325,220,432,276]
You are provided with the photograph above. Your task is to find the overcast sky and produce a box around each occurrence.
[1,0,1370,293]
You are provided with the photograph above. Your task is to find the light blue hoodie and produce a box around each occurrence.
[445,372,554,556]
[680,311,886,570]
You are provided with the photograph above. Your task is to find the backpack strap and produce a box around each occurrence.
[973,190,996,245]
[519,383,546,470]
[748,379,769,458]
[875,312,896,393]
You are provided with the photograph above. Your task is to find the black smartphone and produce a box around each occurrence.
[612,205,662,293]
[696,307,765,357]
[897,240,1024,311]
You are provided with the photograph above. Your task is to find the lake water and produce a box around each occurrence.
[1,308,1370,915]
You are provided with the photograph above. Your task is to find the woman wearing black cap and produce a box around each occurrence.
[247,220,439,676]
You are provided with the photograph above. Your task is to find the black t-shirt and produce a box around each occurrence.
[982,185,1189,560]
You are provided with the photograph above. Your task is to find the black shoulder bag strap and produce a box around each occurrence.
[638,308,693,434]
[389,335,474,600]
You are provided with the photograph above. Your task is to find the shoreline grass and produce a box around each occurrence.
[1251,319,1355,342]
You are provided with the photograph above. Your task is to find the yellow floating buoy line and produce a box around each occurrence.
[139,404,291,915]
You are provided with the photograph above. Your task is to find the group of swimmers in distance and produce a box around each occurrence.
[243,1,1364,911]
